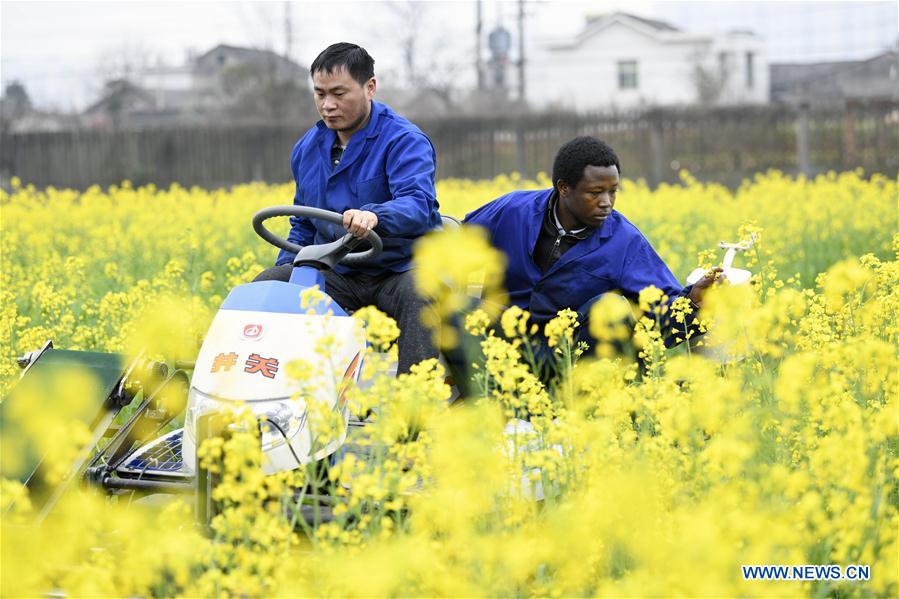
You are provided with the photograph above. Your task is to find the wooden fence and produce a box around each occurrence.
[1,102,896,190]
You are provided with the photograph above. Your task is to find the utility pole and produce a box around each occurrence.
[284,1,293,60]
[515,0,527,176]
[517,0,526,103]
[796,82,811,176]
[797,100,811,176]
[476,0,484,90]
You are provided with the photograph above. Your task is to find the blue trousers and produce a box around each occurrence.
[445,293,637,393]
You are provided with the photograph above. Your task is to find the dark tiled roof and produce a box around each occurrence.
[587,12,680,32]
[770,50,898,102]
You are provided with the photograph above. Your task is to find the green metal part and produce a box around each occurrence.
[1,346,128,517]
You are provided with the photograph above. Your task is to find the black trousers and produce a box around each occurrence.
[253,265,438,374]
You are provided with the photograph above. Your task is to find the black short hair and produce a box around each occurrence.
[551,136,621,190]
[310,43,375,86]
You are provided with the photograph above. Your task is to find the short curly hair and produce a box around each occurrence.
[551,136,620,191]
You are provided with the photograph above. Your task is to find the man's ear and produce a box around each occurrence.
[557,180,569,198]
[365,77,377,99]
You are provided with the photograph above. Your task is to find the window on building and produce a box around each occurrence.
[618,60,638,90]
[745,51,755,89]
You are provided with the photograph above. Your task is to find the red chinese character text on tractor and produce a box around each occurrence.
[211,352,239,373]
[244,353,279,379]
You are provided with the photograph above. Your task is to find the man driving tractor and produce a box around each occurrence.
[254,42,441,374]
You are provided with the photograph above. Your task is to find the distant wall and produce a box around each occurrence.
[1,102,896,190]
[0,126,298,190]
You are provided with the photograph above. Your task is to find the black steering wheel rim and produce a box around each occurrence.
[253,206,383,265]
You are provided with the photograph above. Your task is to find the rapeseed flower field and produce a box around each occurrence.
[0,171,896,597]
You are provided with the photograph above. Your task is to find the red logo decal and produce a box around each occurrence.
[243,324,263,339]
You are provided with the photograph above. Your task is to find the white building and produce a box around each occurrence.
[526,12,769,111]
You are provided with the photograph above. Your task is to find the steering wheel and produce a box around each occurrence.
[253,206,383,266]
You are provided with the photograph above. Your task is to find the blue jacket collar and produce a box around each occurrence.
[526,190,549,256]
[316,101,386,178]
[527,188,617,275]
[363,101,386,139]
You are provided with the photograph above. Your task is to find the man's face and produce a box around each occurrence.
[312,67,375,134]
[558,164,620,229]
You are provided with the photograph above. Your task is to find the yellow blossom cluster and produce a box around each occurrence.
[0,171,896,597]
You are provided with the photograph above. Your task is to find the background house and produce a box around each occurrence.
[525,12,769,111]
[191,44,308,117]
[80,44,314,129]
[83,80,163,128]
[770,49,899,106]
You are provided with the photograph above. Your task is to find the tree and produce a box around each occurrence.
[91,42,156,127]
[218,58,315,123]
[96,42,154,83]
[691,49,731,106]
[380,1,468,112]
[3,82,33,120]
[386,1,427,87]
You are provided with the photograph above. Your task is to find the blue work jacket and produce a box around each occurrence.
[275,101,441,275]
[464,189,688,322]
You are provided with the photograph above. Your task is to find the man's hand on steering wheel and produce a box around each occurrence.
[252,206,383,267]
[343,209,379,239]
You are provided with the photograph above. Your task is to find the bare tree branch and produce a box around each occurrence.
[378,1,468,111]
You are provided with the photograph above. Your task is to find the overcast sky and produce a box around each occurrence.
[1,0,896,111]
